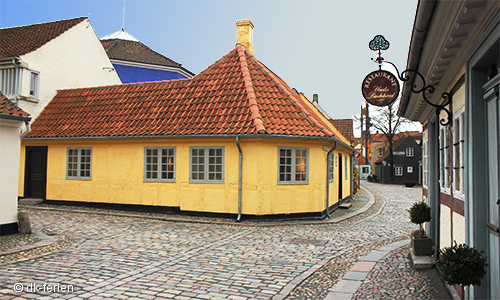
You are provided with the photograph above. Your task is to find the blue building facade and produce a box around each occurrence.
[101,29,194,84]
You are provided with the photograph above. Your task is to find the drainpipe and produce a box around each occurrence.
[20,121,31,138]
[236,137,243,222]
[12,57,20,104]
[326,142,338,218]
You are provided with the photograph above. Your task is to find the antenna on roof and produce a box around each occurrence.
[121,0,126,30]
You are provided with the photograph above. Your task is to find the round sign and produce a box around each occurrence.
[361,70,400,106]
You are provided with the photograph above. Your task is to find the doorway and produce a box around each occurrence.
[338,154,343,200]
[24,146,47,199]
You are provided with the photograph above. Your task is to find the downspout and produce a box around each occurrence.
[326,142,338,218]
[236,137,243,222]
[20,121,31,138]
[12,57,20,104]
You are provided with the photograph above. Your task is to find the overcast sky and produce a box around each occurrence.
[0,0,418,124]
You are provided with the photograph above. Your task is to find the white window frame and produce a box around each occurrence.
[29,71,39,98]
[407,166,413,173]
[278,147,309,184]
[395,166,403,176]
[453,107,465,199]
[439,127,451,193]
[66,147,92,180]
[144,147,175,182]
[406,147,414,157]
[422,138,428,188]
[189,146,224,183]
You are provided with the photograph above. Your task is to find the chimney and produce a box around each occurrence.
[236,20,254,55]
[313,94,318,104]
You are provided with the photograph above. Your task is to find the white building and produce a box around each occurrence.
[0,17,121,121]
[0,95,30,235]
[398,1,499,298]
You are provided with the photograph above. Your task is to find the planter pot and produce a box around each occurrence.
[412,235,433,256]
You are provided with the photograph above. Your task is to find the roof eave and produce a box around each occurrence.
[398,0,437,121]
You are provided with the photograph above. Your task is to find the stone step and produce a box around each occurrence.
[409,249,434,270]
[339,202,352,209]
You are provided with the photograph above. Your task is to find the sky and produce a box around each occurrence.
[0,0,418,127]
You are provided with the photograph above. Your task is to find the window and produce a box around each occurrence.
[406,147,414,157]
[439,127,451,191]
[407,166,413,173]
[144,147,175,182]
[190,147,224,183]
[278,147,308,184]
[328,152,334,182]
[345,155,348,179]
[29,71,39,98]
[422,139,428,188]
[0,67,21,96]
[453,109,465,196]
[395,166,403,176]
[67,147,92,179]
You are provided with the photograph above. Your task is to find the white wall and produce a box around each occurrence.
[0,118,24,226]
[18,19,121,120]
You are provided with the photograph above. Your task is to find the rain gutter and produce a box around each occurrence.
[398,0,437,117]
[24,133,355,151]
[325,142,337,218]
[235,136,243,222]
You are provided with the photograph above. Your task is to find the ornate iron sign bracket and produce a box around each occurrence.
[367,35,452,126]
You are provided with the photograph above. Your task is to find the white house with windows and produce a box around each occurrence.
[398,1,499,298]
[0,17,121,121]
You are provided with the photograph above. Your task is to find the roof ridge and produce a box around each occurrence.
[235,46,266,134]
[243,49,334,137]
[0,17,87,31]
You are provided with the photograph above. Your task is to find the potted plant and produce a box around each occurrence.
[436,242,487,299]
[408,201,432,256]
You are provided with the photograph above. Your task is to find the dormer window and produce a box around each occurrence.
[30,71,39,98]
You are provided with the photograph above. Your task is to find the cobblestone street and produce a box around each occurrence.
[0,182,450,299]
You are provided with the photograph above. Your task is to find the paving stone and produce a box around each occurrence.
[0,181,450,300]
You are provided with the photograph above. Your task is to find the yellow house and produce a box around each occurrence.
[19,20,354,219]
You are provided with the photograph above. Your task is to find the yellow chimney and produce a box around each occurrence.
[236,20,254,55]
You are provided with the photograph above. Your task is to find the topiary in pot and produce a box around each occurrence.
[408,201,431,237]
[408,201,433,256]
[436,242,488,299]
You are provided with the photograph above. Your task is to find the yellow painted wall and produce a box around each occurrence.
[20,137,353,215]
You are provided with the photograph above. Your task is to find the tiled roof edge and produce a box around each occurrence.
[244,50,334,137]
[236,46,266,134]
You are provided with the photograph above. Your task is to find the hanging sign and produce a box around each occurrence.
[361,70,400,106]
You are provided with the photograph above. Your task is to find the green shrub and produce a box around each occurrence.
[408,201,431,236]
[436,242,487,287]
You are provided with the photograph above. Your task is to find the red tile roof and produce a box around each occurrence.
[101,39,193,75]
[330,119,354,142]
[0,17,86,58]
[0,94,30,120]
[27,45,340,140]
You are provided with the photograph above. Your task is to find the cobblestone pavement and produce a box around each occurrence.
[0,181,445,299]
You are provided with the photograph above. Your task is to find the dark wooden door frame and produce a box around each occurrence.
[24,146,48,199]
